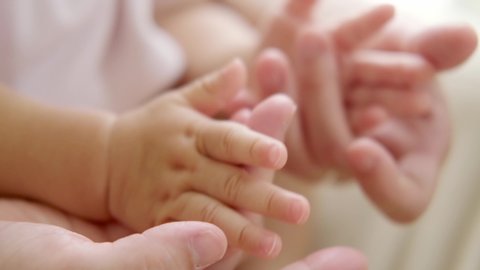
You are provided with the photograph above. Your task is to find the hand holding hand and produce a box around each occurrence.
[107,60,309,258]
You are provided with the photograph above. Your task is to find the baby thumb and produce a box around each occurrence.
[182,59,247,116]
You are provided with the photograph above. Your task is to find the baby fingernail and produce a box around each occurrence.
[259,233,282,258]
[268,144,287,168]
[289,199,310,224]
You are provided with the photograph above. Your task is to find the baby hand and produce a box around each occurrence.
[106,60,309,258]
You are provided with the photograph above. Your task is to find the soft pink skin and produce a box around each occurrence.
[248,0,477,222]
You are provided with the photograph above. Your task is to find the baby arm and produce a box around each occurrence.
[0,60,309,259]
[0,85,115,220]
[107,60,309,258]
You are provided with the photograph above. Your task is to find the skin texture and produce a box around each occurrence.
[158,1,476,268]
[107,60,310,258]
[0,0,477,269]
[0,58,367,270]
[182,0,477,223]
[0,59,310,259]
[253,0,463,222]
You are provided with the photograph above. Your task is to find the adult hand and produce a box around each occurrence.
[281,247,367,270]
[0,198,227,269]
[343,7,478,222]
[0,197,368,270]
[253,0,477,222]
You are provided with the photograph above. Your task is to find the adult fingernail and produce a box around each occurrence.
[189,229,227,269]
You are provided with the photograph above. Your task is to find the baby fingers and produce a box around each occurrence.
[190,159,310,225]
[167,192,283,258]
[195,120,288,169]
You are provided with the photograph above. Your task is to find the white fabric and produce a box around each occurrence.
[0,0,185,112]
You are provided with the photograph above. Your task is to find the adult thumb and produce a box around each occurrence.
[0,221,227,270]
[89,222,228,270]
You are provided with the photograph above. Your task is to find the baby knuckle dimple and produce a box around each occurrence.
[235,223,256,249]
[222,172,244,203]
[263,189,278,214]
[167,192,195,220]
[248,137,265,160]
[198,75,217,96]
[193,124,208,155]
[220,127,237,158]
[199,201,222,224]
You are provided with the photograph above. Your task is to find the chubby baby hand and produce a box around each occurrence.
[106,60,309,258]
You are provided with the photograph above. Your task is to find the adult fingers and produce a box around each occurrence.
[167,192,282,258]
[195,120,287,169]
[369,22,477,71]
[251,48,322,177]
[0,221,227,270]
[284,0,317,21]
[348,50,435,87]
[408,23,478,71]
[252,48,294,100]
[347,87,432,117]
[181,59,247,116]
[260,0,317,60]
[295,29,352,168]
[333,4,395,51]
[347,138,436,222]
[281,247,368,270]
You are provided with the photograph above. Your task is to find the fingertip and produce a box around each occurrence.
[347,138,381,174]
[188,223,229,269]
[285,0,317,20]
[334,4,395,50]
[267,142,288,169]
[221,58,247,94]
[414,23,478,70]
[185,58,248,115]
[254,48,290,97]
[128,222,228,270]
[283,247,368,270]
[248,93,297,140]
[288,196,311,225]
[231,108,252,124]
[347,139,427,223]
[258,232,283,259]
[375,3,395,21]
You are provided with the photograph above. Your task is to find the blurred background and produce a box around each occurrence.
[307,1,480,270]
